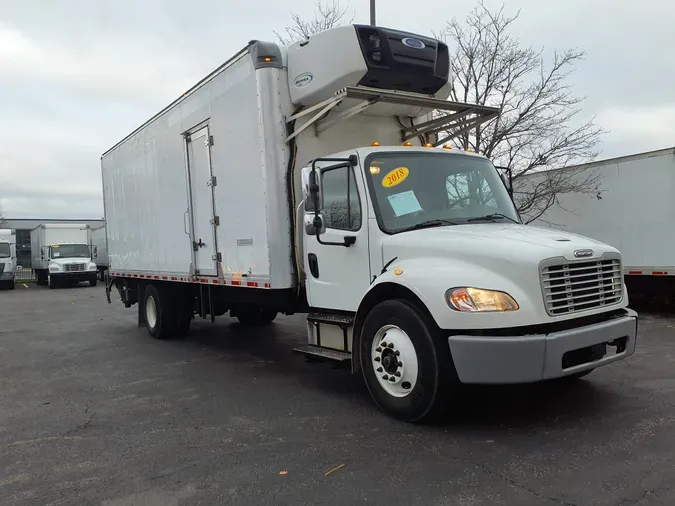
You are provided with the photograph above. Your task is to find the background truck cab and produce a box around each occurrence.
[0,229,17,290]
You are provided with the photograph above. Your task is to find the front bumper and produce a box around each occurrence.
[0,271,15,281]
[51,271,97,282]
[448,309,638,384]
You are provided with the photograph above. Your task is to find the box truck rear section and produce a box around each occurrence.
[103,25,637,422]
[0,229,17,290]
[522,147,675,298]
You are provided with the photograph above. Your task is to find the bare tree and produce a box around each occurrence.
[438,2,603,223]
[275,1,353,45]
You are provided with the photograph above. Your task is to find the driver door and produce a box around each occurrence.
[303,161,372,312]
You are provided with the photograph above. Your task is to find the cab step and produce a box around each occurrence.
[293,345,351,363]
[307,312,354,326]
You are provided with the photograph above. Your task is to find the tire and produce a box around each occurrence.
[143,284,175,339]
[143,284,193,339]
[236,308,277,326]
[36,271,46,286]
[9,280,15,290]
[90,278,98,287]
[360,299,459,423]
[48,274,58,289]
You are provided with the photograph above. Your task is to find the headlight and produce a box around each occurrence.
[446,287,519,312]
[49,265,61,272]
[89,263,97,271]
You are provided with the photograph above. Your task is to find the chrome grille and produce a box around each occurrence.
[541,257,623,315]
[64,263,86,272]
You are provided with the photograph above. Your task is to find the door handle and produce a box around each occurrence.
[308,253,319,278]
[184,211,190,235]
[192,239,205,251]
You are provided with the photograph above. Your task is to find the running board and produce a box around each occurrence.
[293,345,351,363]
[307,312,354,326]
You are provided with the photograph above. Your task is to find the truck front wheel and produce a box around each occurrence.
[48,274,58,289]
[360,299,459,423]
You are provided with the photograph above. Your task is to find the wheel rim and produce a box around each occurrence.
[146,295,158,329]
[371,325,419,398]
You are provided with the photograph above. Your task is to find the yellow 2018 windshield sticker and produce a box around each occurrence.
[381,167,409,188]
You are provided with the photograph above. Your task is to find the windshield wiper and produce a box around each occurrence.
[467,213,520,224]
[401,219,459,232]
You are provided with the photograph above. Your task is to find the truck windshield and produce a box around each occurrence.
[51,244,90,259]
[365,152,519,233]
[0,243,9,258]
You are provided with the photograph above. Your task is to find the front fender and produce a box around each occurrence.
[365,256,545,331]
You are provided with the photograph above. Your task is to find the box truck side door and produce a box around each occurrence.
[185,126,218,277]
[304,161,371,312]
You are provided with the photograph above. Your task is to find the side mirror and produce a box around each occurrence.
[301,166,322,212]
[304,213,326,235]
[495,165,514,198]
[41,246,45,260]
[93,246,98,259]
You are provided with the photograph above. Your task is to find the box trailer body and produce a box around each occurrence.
[522,147,675,276]
[30,224,98,288]
[102,25,637,422]
[0,229,17,289]
[89,225,109,281]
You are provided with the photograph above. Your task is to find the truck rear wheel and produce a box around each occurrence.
[360,299,458,423]
[144,284,176,340]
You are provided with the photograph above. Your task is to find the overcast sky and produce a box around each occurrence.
[1,0,673,219]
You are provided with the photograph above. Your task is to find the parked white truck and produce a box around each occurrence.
[89,224,109,281]
[523,147,675,282]
[102,25,637,422]
[31,223,98,288]
[0,229,17,290]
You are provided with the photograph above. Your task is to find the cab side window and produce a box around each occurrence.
[321,167,362,231]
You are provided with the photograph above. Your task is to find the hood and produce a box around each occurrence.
[50,258,91,267]
[381,223,617,266]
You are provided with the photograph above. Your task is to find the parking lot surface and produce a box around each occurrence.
[1,285,675,505]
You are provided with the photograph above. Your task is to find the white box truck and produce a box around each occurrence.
[522,147,675,283]
[102,25,638,422]
[31,223,99,289]
[0,229,17,290]
[89,224,109,281]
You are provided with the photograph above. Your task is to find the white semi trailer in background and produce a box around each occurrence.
[89,224,109,281]
[0,229,17,290]
[31,223,98,289]
[102,24,638,422]
[522,147,675,294]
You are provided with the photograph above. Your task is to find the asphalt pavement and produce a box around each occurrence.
[1,284,674,505]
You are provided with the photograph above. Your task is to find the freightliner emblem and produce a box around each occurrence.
[574,249,594,258]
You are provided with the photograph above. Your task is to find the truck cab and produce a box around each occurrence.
[42,243,98,289]
[299,144,636,420]
[0,229,17,290]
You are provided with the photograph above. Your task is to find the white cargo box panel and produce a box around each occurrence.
[523,147,675,274]
[101,43,292,287]
[90,225,109,267]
